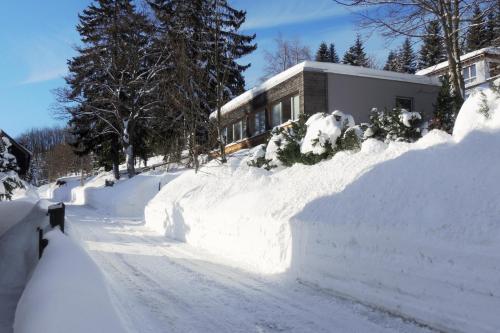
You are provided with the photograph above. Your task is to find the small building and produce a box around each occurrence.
[212,61,441,154]
[416,47,500,95]
[0,129,32,177]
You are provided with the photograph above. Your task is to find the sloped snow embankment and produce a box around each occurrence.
[145,87,500,332]
[72,170,179,218]
[14,230,126,333]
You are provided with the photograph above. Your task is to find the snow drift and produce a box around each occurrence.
[72,170,179,218]
[14,230,126,333]
[145,85,500,332]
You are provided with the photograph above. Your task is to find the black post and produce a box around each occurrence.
[37,228,48,259]
[47,202,65,233]
[158,182,161,191]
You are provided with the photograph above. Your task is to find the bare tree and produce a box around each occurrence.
[334,0,497,101]
[262,34,312,80]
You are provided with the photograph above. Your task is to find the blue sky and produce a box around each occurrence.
[1,0,394,137]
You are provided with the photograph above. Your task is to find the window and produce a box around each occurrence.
[271,102,282,127]
[489,62,500,78]
[233,120,243,142]
[395,97,413,112]
[254,110,266,135]
[463,64,477,85]
[291,95,300,120]
[223,125,233,144]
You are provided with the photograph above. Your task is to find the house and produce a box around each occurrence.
[212,61,441,154]
[0,129,32,177]
[416,47,500,95]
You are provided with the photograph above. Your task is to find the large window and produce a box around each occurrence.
[223,125,233,144]
[463,64,477,85]
[271,102,282,128]
[254,110,266,135]
[291,95,300,121]
[233,120,243,142]
[395,96,413,111]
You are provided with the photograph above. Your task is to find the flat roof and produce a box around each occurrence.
[212,61,441,118]
[416,47,500,76]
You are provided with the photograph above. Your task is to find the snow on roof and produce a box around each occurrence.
[211,61,441,119]
[416,47,500,76]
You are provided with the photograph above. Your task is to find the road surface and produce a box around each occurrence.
[67,205,434,333]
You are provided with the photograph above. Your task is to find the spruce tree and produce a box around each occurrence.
[342,35,369,67]
[430,75,460,133]
[315,42,330,62]
[399,38,417,74]
[0,135,24,201]
[465,4,488,52]
[383,50,399,71]
[418,21,446,69]
[328,43,339,63]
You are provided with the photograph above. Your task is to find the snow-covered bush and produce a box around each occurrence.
[251,111,362,168]
[245,144,274,170]
[0,136,24,201]
[366,107,423,143]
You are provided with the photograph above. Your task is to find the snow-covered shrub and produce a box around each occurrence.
[366,107,423,143]
[429,74,461,133]
[245,144,274,170]
[0,137,24,201]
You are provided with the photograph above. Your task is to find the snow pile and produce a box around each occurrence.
[40,176,81,202]
[0,201,47,333]
[145,85,500,332]
[399,109,422,127]
[264,132,286,166]
[71,170,180,217]
[14,230,126,333]
[453,87,500,140]
[301,111,353,154]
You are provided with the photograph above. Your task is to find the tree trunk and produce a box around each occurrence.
[111,135,121,180]
[122,119,136,178]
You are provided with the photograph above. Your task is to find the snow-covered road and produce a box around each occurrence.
[67,205,434,333]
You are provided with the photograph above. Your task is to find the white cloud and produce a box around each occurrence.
[21,66,67,85]
[237,0,355,30]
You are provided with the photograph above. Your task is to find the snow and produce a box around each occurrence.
[145,85,500,332]
[301,111,345,154]
[14,230,126,333]
[0,201,47,333]
[71,170,179,218]
[399,109,422,127]
[39,176,81,202]
[210,61,440,119]
[0,191,39,237]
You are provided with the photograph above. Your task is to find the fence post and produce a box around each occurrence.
[37,228,48,259]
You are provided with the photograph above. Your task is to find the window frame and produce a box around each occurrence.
[395,96,414,112]
[463,63,477,85]
[233,120,243,142]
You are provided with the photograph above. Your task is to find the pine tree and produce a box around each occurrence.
[0,136,24,201]
[418,21,446,69]
[383,50,399,71]
[399,38,417,74]
[315,42,330,62]
[465,4,488,52]
[430,75,460,133]
[328,43,339,63]
[342,35,369,67]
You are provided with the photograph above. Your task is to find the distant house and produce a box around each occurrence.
[416,47,500,95]
[0,130,32,177]
[212,61,441,154]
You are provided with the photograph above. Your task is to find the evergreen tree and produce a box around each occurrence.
[315,42,330,62]
[342,35,369,67]
[430,75,460,133]
[465,4,488,52]
[61,0,165,178]
[0,136,24,201]
[328,43,339,63]
[399,38,417,74]
[418,21,446,69]
[383,50,399,71]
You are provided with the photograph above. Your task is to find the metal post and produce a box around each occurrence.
[37,228,48,259]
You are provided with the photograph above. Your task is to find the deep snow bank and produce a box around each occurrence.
[72,170,178,217]
[14,230,126,333]
[0,201,47,333]
[145,86,500,332]
[39,176,81,202]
